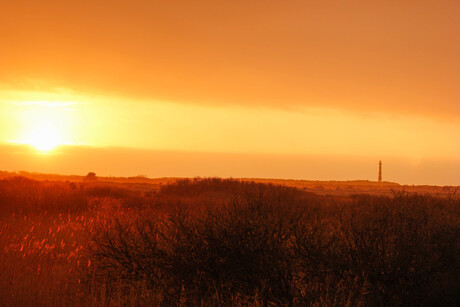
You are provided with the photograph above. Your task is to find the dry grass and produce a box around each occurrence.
[0,177,458,306]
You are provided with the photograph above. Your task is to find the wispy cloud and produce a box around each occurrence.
[16,101,78,108]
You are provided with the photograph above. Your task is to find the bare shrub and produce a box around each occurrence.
[76,179,460,305]
[88,180,306,305]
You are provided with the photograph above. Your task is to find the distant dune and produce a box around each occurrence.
[1,170,457,197]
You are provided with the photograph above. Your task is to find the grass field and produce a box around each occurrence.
[0,176,459,306]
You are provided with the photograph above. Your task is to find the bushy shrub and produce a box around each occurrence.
[86,179,460,306]
[88,180,305,305]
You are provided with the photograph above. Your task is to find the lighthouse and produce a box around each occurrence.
[378,160,382,182]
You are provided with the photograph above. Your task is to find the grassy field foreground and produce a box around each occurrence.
[0,177,459,306]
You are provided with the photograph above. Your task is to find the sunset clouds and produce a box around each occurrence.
[1,1,458,116]
[0,1,459,184]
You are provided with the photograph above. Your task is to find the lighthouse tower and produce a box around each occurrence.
[378,160,382,182]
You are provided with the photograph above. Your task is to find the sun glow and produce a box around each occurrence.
[6,100,78,153]
[27,121,62,152]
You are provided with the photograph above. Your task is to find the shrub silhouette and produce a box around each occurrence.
[87,179,460,306]
[89,180,305,305]
[85,172,97,181]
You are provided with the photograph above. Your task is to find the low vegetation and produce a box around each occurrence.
[0,177,458,306]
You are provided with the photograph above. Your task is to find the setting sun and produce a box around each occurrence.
[4,101,76,152]
[26,121,62,152]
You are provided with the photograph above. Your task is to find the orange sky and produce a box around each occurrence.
[0,1,459,184]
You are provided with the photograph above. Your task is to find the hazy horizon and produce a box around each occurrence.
[1,144,459,186]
